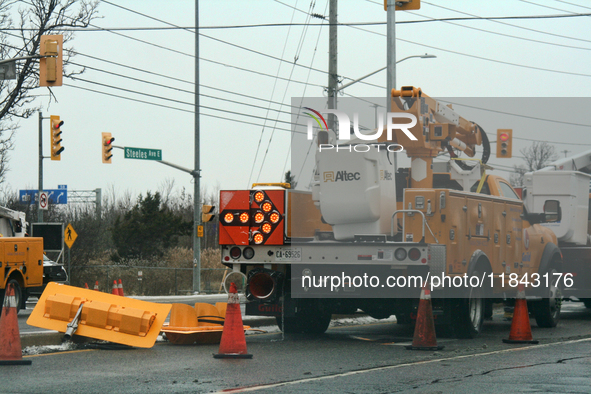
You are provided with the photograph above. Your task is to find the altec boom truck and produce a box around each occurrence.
[523,150,591,307]
[219,87,563,337]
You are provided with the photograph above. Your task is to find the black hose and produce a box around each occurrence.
[478,124,491,165]
[449,123,490,170]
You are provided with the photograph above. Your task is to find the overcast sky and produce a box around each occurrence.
[5,0,591,204]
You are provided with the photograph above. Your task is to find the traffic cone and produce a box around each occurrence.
[0,283,32,365]
[111,280,119,295]
[84,283,89,289]
[503,284,539,344]
[93,281,99,291]
[406,285,444,351]
[117,279,125,297]
[213,282,252,359]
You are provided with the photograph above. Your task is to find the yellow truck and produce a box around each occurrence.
[218,87,563,337]
[0,237,45,313]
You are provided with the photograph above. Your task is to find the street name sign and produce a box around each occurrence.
[124,147,162,161]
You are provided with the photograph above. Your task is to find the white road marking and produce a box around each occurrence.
[215,337,591,393]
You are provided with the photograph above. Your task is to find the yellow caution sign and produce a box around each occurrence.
[197,225,204,238]
[27,283,171,348]
[64,223,78,249]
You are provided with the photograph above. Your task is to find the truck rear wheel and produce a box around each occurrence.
[532,268,562,328]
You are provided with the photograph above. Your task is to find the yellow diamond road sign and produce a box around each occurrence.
[64,223,78,248]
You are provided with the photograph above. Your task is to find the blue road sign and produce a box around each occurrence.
[19,188,68,205]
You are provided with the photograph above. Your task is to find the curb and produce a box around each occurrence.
[21,314,368,348]
[21,318,277,348]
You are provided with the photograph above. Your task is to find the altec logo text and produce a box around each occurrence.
[323,171,361,182]
[303,107,418,152]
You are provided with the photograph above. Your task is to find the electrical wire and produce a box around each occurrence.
[405,10,591,52]
[281,1,332,182]
[247,0,305,187]
[69,56,313,114]
[69,76,307,130]
[254,0,318,184]
[421,0,591,45]
[514,136,591,146]
[63,83,306,135]
[554,0,591,10]
[441,100,591,129]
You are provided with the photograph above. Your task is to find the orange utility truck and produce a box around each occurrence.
[219,87,563,337]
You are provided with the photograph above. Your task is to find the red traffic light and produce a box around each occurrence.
[102,132,115,164]
[499,133,509,142]
[53,120,64,129]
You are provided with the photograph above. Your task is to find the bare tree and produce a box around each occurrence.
[0,0,99,183]
[510,141,558,186]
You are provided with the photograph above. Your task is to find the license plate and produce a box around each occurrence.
[275,248,302,261]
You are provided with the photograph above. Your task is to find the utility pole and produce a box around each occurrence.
[562,149,570,158]
[327,0,338,133]
[386,0,396,108]
[38,111,44,223]
[193,0,202,293]
[386,0,397,172]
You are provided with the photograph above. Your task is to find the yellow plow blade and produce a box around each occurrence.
[27,282,171,348]
[162,302,250,345]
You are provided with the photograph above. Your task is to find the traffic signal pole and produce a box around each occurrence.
[38,111,43,223]
[110,144,202,292]
[194,0,201,294]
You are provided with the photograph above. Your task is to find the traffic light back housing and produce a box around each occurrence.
[202,205,216,222]
[102,132,115,164]
[39,35,63,87]
[50,115,64,161]
[496,129,513,158]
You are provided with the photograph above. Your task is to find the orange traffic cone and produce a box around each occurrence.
[117,279,124,297]
[406,285,444,351]
[93,281,99,291]
[213,282,252,359]
[111,280,119,295]
[503,284,539,344]
[0,283,32,365]
[84,283,89,289]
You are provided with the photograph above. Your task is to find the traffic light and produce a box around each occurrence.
[384,0,420,11]
[102,132,115,163]
[39,35,63,87]
[202,205,216,222]
[496,129,513,158]
[50,115,64,161]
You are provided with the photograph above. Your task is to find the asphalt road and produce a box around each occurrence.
[4,301,591,393]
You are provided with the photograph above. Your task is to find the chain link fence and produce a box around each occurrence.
[70,265,230,295]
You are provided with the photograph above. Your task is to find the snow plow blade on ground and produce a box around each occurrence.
[27,282,171,348]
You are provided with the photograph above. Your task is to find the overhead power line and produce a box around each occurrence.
[5,15,591,30]
[65,83,305,136]
[443,100,591,129]
[421,0,591,45]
